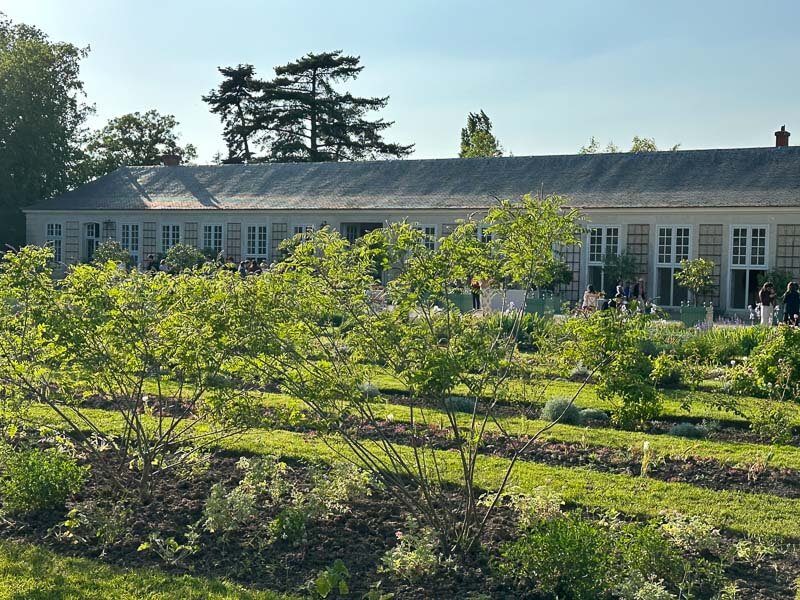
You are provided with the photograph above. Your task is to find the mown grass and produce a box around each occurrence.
[0,540,295,600]
[12,404,800,540]
[365,371,800,426]
[252,392,800,471]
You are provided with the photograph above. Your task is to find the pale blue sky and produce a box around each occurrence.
[5,0,800,162]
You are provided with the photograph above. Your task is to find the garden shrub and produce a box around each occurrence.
[496,513,613,599]
[443,396,476,413]
[540,397,582,425]
[381,518,443,583]
[650,354,683,388]
[504,488,564,527]
[0,447,88,514]
[579,408,609,422]
[485,311,551,352]
[668,422,706,439]
[728,326,800,397]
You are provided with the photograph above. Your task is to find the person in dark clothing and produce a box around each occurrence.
[783,281,800,325]
[470,277,481,310]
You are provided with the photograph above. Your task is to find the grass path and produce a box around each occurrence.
[0,541,295,600]
[14,404,800,540]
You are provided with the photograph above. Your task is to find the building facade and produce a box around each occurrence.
[24,132,800,314]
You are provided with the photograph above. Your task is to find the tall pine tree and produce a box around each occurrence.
[459,110,502,158]
[205,52,413,162]
[202,64,260,163]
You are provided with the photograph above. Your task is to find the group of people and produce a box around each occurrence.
[237,259,272,278]
[758,281,800,326]
[143,254,173,273]
[581,278,648,312]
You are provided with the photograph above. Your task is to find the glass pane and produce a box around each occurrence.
[589,229,602,262]
[675,228,689,262]
[657,267,673,305]
[732,228,747,266]
[730,269,747,309]
[605,227,619,257]
[751,228,766,266]
[588,265,603,292]
[657,228,671,264]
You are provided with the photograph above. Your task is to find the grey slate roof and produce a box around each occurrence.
[25,146,800,212]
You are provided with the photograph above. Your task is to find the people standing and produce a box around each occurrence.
[782,281,800,325]
[470,277,481,310]
[582,284,599,311]
[758,282,776,326]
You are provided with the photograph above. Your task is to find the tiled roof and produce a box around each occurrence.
[25,146,800,212]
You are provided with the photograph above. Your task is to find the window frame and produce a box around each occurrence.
[585,225,621,295]
[413,223,438,251]
[728,224,769,310]
[45,222,63,263]
[119,222,141,267]
[654,224,692,307]
[244,223,270,261]
[202,224,225,255]
[160,223,181,255]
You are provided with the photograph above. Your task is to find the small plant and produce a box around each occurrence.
[668,422,706,439]
[309,559,350,598]
[380,518,442,583]
[746,450,774,484]
[639,441,655,477]
[540,397,582,426]
[137,527,200,566]
[660,511,722,556]
[496,513,613,599]
[732,536,782,571]
[579,408,609,421]
[58,499,133,548]
[749,399,794,444]
[362,581,395,600]
[506,488,564,528]
[650,354,683,387]
[443,396,477,413]
[0,446,88,514]
[673,258,714,306]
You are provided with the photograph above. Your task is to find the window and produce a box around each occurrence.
[271,223,288,262]
[161,225,180,253]
[293,224,314,237]
[655,226,690,306]
[46,223,62,262]
[413,224,437,250]
[120,224,140,266]
[730,226,767,309]
[203,225,224,254]
[587,226,620,295]
[85,222,101,261]
[477,224,493,243]
[245,225,269,260]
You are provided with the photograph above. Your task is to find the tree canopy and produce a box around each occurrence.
[204,51,413,163]
[579,135,680,154]
[0,13,91,247]
[459,110,503,158]
[84,110,197,179]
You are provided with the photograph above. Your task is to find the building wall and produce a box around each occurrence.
[23,206,800,313]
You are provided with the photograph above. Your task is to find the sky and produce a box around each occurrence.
[4,0,800,162]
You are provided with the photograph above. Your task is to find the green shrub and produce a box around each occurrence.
[732,326,800,398]
[650,354,683,387]
[443,396,476,413]
[580,408,609,422]
[485,311,551,351]
[668,422,706,439]
[540,397,582,425]
[381,519,442,583]
[164,243,205,272]
[0,447,88,514]
[497,514,613,599]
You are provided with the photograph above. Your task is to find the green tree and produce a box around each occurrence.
[459,110,502,158]
[85,110,197,178]
[256,51,413,162]
[202,64,260,163]
[0,14,91,247]
[242,195,584,555]
[674,258,715,305]
[0,247,263,499]
[165,242,206,272]
[91,239,133,267]
[579,135,679,154]
[602,251,639,289]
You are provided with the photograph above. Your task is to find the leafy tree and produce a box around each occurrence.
[207,51,414,162]
[165,242,206,272]
[602,251,639,289]
[674,258,715,305]
[84,110,197,178]
[241,195,584,555]
[91,239,133,267]
[579,135,679,154]
[459,110,502,158]
[0,247,263,499]
[0,13,91,247]
[202,64,260,163]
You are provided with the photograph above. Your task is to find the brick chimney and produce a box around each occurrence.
[775,125,790,147]
[161,153,181,166]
